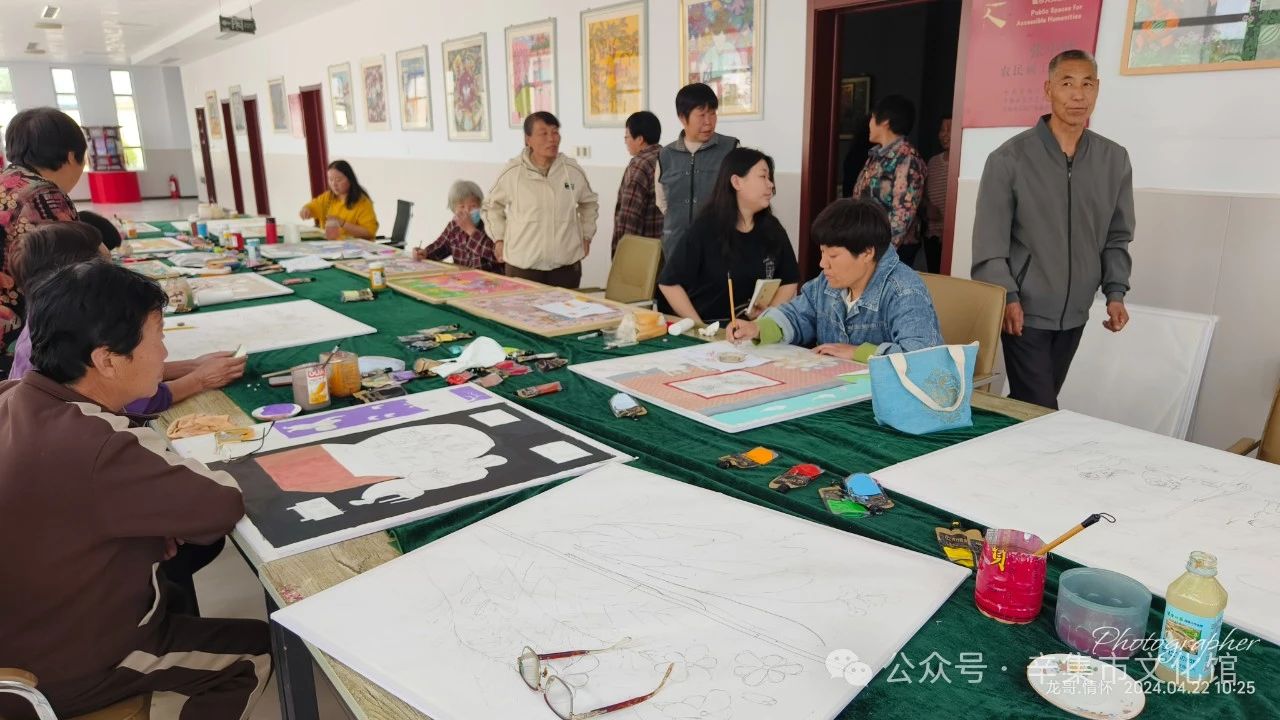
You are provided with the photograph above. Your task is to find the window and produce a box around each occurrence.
[51,67,80,125]
[0,68,17,133]
[110,70,145,170]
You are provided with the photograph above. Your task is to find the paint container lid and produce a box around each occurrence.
[252,403,302,421]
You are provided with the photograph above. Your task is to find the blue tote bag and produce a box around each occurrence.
[868,342,978,435]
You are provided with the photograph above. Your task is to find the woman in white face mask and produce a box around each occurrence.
[414,179,503,272]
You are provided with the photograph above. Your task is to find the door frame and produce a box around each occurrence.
[243,96,270,215]
[299,85,329,199]
[194,107,217,204]
[220,100,246,214]
[800,0,971,277]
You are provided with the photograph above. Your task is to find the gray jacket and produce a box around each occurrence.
[972,116,1135,331]
[658,131,738,258]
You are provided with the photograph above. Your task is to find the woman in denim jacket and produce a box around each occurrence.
[729,198,942,361]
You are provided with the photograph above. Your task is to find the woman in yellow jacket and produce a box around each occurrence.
[298,160,378,239]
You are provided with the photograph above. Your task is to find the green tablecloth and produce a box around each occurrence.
[147,223,1279,719]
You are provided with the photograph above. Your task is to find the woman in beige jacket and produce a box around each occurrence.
[483,111,599,288]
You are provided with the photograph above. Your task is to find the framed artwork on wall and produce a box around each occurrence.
[396,46,433,130]
[580,1,647,127]
[679,0,765,118]
[229,85,247,134]
[442,33,492,141]
[328,62,356,132]
[838,76,871,139]
[267,77,290,133]
[288,93,304,138]
[505,19,558,128]
[205,90,223,139]
[361,56,391,131]
[1122,0,1280,75]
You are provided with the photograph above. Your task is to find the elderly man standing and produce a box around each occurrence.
[972,49,1135,410]
[484,111,599,288]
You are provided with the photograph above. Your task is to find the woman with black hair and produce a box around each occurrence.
[657,147,799,325]
[0,107,86,345]
[298,159,378,239]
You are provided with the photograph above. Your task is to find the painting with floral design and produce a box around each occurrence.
[443,33,492,141]
[679,0,765,117]
[580,1,648,127]
[505,19,557,127]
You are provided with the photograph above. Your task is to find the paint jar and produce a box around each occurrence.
[196,221,209,239]
[291,363,331,411]
[188,215,199,236]
[265,217,278,244]
[368,262,387,291]
[320,350,361,398]
[1056,568,1151,659]
[974,528,1046,624]
[245,238,261,266]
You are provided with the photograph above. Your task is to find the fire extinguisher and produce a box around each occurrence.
[168,174,180,199]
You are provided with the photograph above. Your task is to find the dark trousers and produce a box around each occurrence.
[1001,325,1086,410]
[896,242,921,269]
[47,613,271,720]
[923,235,944,274]
[160,538,226,616]
[505,261,582,289]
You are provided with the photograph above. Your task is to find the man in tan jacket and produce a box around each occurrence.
[484,111,599,288]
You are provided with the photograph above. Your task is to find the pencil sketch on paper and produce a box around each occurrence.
[187,272,293,304]
[161,299,376,361]
[127,237,192,254]
[872,410,1280,645]
[570,341,872,432]
[272,464,969,720]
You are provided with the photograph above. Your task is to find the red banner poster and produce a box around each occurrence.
[962,0,1104,128]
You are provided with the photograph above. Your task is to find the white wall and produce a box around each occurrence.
[179,0,807,287]
[2,61,197,200]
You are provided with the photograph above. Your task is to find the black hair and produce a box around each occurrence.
[522,111,561,137]
[1049,49,1098,76]
[625,111,661,146]
[327,160,368,209]
[697,147,783,265]
[28,260,167,384]
[76,211,124,251]
[675,83,719,120]
[10,222,105,292]
[812,198,892,262]
[871,95,916,137]
[3,107,88,171]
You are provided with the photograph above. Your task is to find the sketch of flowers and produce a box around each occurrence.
[732,651,802,686]
[654,646,718,683]
[653,689,732,720]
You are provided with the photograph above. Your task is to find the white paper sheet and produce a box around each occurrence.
[872,410,1280,644]
[272,465,968,720]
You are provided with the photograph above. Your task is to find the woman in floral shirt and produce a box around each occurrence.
[0,107,86,347]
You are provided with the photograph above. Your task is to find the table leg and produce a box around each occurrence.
[265,590,318,720]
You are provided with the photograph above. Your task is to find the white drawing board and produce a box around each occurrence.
[271,463,969,719]
[261,239,392,260]
[1058,299,1216,438]
[872,410,1280,644]
[173,386,630,562]
[187,272,293,305]
[162,299,376,361]
[570,341,871,432]
[126,236,193,254]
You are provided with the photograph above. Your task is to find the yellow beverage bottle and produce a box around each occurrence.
[1154,551,1228,692]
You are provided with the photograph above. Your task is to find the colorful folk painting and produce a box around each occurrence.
[581,2,647,126]
[680,0,764,117]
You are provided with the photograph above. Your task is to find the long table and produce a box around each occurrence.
[144,223,1279,720]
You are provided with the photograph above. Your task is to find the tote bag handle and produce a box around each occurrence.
[886,346,968,413]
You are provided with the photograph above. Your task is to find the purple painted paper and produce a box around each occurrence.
[274,398,427,439]
[449,386,489,402]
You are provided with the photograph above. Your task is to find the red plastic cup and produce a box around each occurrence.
[974,528,1046,624]
[265,217,278,244]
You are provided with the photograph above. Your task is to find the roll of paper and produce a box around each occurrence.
[194,288,237,307]
[668,317,695,336]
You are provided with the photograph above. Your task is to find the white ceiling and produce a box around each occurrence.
[0,0,346,66]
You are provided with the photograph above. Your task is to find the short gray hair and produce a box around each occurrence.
[1048,49,1097,77]
[447,179,484,209]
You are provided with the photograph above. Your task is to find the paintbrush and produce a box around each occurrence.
[1033,512,1116,557]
